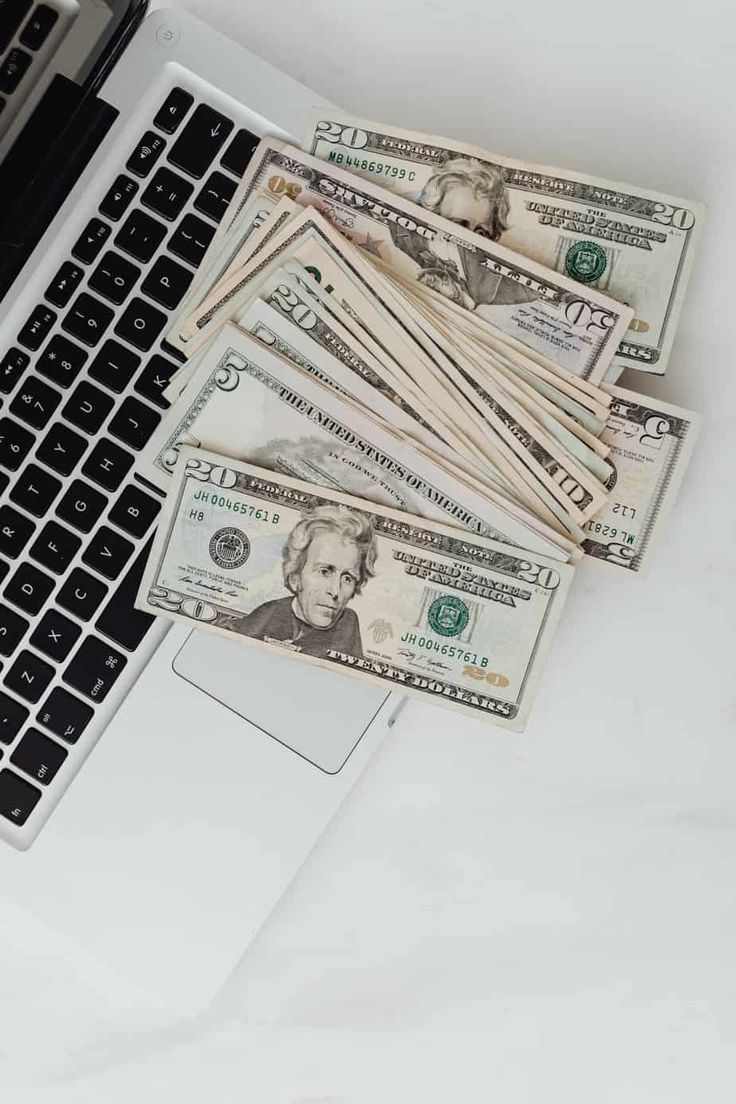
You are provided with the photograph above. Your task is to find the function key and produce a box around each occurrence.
[0,504,34,558]
[30,609,81,663]
[88,250,140,305]
[108,396,160,450]
[88,339,140,393]
[126,130,166,178]
[153,87,194,134]
[62,291,114,348]
[0,690,29,745]
[108,484,160,539]
[4,563,54,617]
[83,525,133,581]
[220,128,259,177]
[57,567,107,622]
[62,380,114,435]
[0,603,28,657]
[0,348,30,394]
[63,635,126,703]
[56,479,107,534]
[29,519,81,575]
[0,48,31,95]
[0,1,33,55]
[99,174,138,222]
[0,769,41,826]
[37,686,92,744]
[10,376,61,431]
[45,261,84,308]
[71,218,111,265]
[36,334,88,389]
[11,728,66,786]
[169,104,234,179]
[9,463,61,517]
[168,213,214,268]
[0,416,34,471]
[114,297,167,352]
[140,255,192,310]
[35,422,87,477]
[195,170,237,223]
[81,438,132,492]
[20,4,58,49]
[135,353,178,408]
[115,208,166,264]
[141,166,194,222]
[17,304,56,352]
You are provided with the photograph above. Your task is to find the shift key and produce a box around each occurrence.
[63,637,126,703]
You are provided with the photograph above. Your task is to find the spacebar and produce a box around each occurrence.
[95,538,155,651]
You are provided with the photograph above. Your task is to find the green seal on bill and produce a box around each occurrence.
[427,594,470,638]
[565,239,607,284]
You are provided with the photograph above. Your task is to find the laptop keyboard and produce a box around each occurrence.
[0,0,78,138]
[0,81,260,841]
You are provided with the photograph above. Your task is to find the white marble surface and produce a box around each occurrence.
[3,0,735,1099]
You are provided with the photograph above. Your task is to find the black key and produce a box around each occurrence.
[108,396,160,450]
[62,380,114,434]
[0,347,30,394]
[29,520,81,574]
[0,603,28,657]
[0,558,8,586]
[220,128,259,177]
[19,4,58,49]
[0,48,31,94]
[135,353,178,408]
[45,261,84,308]
[4,563,54,616]
[17,304,56,351]
[99,174,138,222]
[11,728,66,785]
[57,567,107,621]
[159,338,186,365]
[114,297,167,352]
[30,610,81,663]
[56,479,106,534]
[194,170,237,223]
[36,334,88,388]
[64,635,126,703]
[115,208,166,263]
[96,538,154,651]
[0,504,34,558]
[126,130,166,178]
[140,255,192,310]
[88,251,140,305]
[36,422,87,477]
[141,166,194,221]
[168,213,215,268]
[0,690,28,744]
[168,104,233,179]
[153,87,194,134]
[83,525,133,581]
[10,375,61,430]
[81,439,132,491]
[0,416,34,470]
[9,463,61,517]
[37,686,92,744]
[0,473,7,497]
[0,769,41,825]
[71,218,111,264]
[4,648,54,702]
[108,484,160,539]
[0,0,32,54]
[62,291,114,348]
[88,339,140,393]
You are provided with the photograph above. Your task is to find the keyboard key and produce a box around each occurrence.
[0,347,30,394]
[88,251,140,305]
[126,130,166,178]
[153,87,193,134]
[29,520,81,574]
[0,473,7,497]
[11,728,66,785]
[62,291,115,348]
[114,297,167,352]
[0,0,32,54]
[62,380,114,434]
[140,255,192,310]
[134,353,178,407]
[71,218,111,264]
[9,463,61,517]
[17,304,56,351]
[83,526,133,581]
[19,4,59,49]
[141,166,194,221]
[0,416,34,470]
[37,686,92,744]
[108,396,160,450]
[0,603,28,657]
[57,567,107,621]
[115,208,166,263]
[0,48,31,94]
[4,563,54,615]
[56,479,106,534]
[194,170,237,223]
[88,339,140,393]
[30,610,81,662]
[36,334,88,388]
[0,769,41,825]
[81,439,132,491]
[0,504,34,557]
[0,558,8,586]
[36,422,87,476]
[96,538,154,650]
[168,213,215,267]
[10,375,61,430]
[220,127,259,177]
[169,104,233,179]
[99,174,138,222]
[4,648,54,702]
[159,338,186,365]
[45,261,84,308]
[108,484,160,539]
[0,690,28,744]
[64,635,126,703]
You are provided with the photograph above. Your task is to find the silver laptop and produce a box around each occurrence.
[0,7,402,1011]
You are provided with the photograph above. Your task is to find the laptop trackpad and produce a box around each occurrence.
[171,631,389,774]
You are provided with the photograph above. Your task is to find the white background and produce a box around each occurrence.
[4,0,736,1100]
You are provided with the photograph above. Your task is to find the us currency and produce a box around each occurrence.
[137,447,576,730]
[581,385,701,572]
[305,114,704,377]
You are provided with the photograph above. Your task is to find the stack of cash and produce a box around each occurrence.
[135,122,702,729]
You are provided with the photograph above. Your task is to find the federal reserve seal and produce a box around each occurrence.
[427,594,470,638]
[565,239,607,284]
[209,527,250,569]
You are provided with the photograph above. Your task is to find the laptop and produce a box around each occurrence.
[0,6,402,1011]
